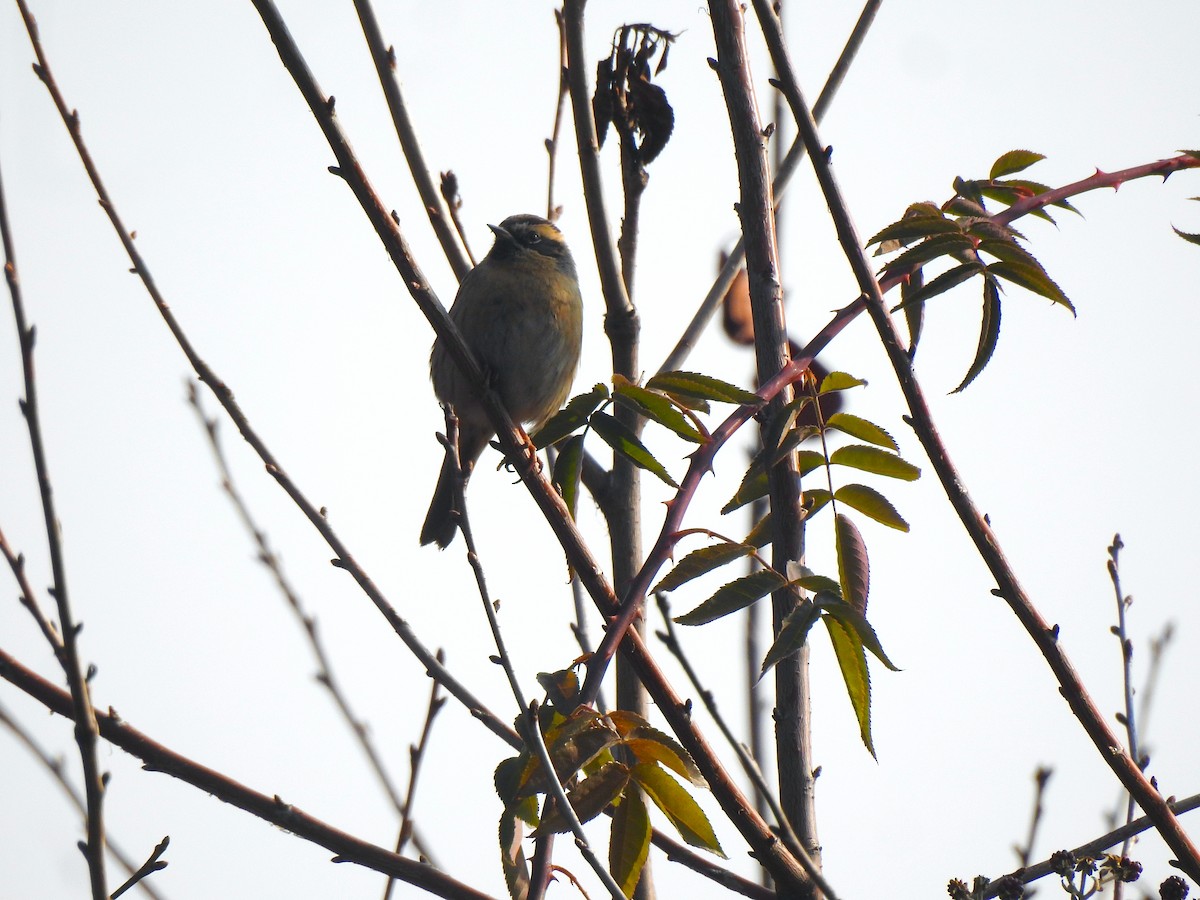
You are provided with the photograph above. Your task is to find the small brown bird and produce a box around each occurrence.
[421,214,583,548]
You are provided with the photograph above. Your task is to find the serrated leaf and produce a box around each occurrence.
[879,233,977,280]
[829,445,921,481]
[744,512,772,548]
[817,596,901,672]
[797,449,826,476]
[988,260,1075,313]
[761,395,811,459]
[825,413,898,451]
[819,371,867,394]
[552,434,585,520]
[835,513,869,615]
[834,484,909,531]
[623,738,707,787]
[653,543,754,593]
[613,377,705,443]
[804,487,832,518]
[591,411,678,487]
[1002,179,1080,215]
[647,370,761,406]
[953,275,1002,393]
[891,262,984,312]
[769,424,821,468]
[1173,225,1200,246]
[532,383,609,449]
[823,615,874,757]
[673,569,787,626]
[631,763,725,856]
[722,468,769,514]
[790,572,841,595]
[943,195,989,217]
[865,215,961,248]
[1182,149,1200,162]
[760,595,823,675]
[533,762,630,835]
[989,149,1046,179]
[609,788,651,898]
[977,237,1045,271]
[901,266,925,352]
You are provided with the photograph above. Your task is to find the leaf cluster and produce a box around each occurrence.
[867,150,1077,391]
[593,24,677,166]
[658,371,915,755]
[495,696,722,898]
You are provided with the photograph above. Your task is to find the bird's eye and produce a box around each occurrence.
[524,231,542,245]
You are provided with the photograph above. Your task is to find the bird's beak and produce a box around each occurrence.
[487,223,512,242]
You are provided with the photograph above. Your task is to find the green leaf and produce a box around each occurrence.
[804,488,833,519]
[631,763,725,856]
[721,467,769,514]
[879,233,977,278]
[834,484,909,531]
[829,445,921,481]
[552,434,585,520]
[825,413,898,451]
[768,425,820,468]
[823,614,874,757]
[647,370,762,406]
[759,596,823,675]
[673,569,787,626]
[797,449,826,477]
[786,564,841,596]
[609,788,651,898]
[891,262,983,311]
[1002,179,1080,215]
[818,371,867,394]
[953,275,1002,393]
[606,712,707,787]
[653,543,755,593]
[865,215,960,248]
[531,383,609,449]
[744,512,772,548]
[901,265,925,352]
[614,378,705,443]
[1173,225,1200,246]
[988,260,1075,313]
[590,411,678,488]
[977,237,1046,271]
[990,149,1046,179]
[835,513,869,615]
[818,596,901,672]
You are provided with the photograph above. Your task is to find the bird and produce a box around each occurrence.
[420,214,583,548]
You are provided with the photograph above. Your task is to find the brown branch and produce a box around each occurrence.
[18,0,517,754]
[351,0,472,281]
[0,525,63,654]
[0,647,496,900]
[749,0,1200,878]
[658,0,883,375]
[545,9,569,222]
[706,1,820,888]
[0,701,168,900]
[1,17,108,893]
[187,385,409,815]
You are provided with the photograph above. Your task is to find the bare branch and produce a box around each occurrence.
[2,14,108,892]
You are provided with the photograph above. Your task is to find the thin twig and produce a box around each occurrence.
[0,526,63,654]
[248,0,815,885]
[0,701,169,900]
[0,647,496,900]
[351,0,472,281]
[187,384,410,815]
[1107,535,1141,874]
[750,0,1200,875]
[109,837,169,900]
[1014,767,1053,870]
[983,792,1200,898]
[0,23,107,892]
[524,701,627,900]
[19,0,517,753]
[655,595,833,896]
[545,9,569,222]
[384,657,446,899]
[658,0,883,375]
